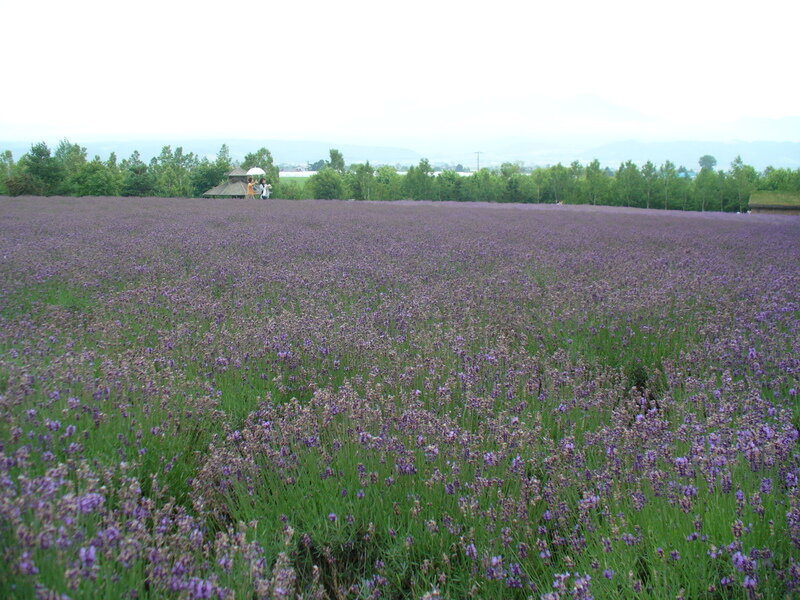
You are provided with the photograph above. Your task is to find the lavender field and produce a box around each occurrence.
[1,196,798,600]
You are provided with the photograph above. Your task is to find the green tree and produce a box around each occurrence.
[461,169,502,203]
[615,161,644,207]
[308,168,345,199]
[374,166,402,200]
[72,157,119,196]
[676,166,692,210]
[517,172,540,203]
[728,156,758,211]
[436,170,463,202]
[548,163,575,204]
[499,162,525,203]
[569,160,584,191]
[761,166,799,192]
[347,162,375,200]
[641,160,657,209]
[121,150,155,197]
[106,152,123,196]
[19,142,63,195]
[242,147,279,185]
[216,144,232,171]
[191,158,223,197]
[0,150,14,194]
[585,159,609,205]
[530,168,548,203]
[658,160,677,210]
[328,149,346,173]
[54,139,88,195]
[698,155,717,171]
[151,146,197,197]
[694,166,720,211]
[191,145,233,197]
[403,159,435,200]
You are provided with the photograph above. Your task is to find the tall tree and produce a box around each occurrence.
[461,169,501,203]
[584,159,608,206]
[348,162,375,201]
[20,142,63,195]
[615,161,644,207]
[698,155,717,171]
[658,160,677,210]
[191,145,233,197]
[373,166,402,200]
[242,147,279,184]
[530,168,548,203]
[121,150,155,197]
[676,166,691,210]
[641,160,657,209]
[72,157,119,196]
[761,167,799,192]
[0,150,14,194]
[436,170,462,202]
[215,144,232,172]
[150,146,195,197]
[728,156,758,211]
[403,159,435,200]
[500,162,524,203]
[328,149,346,173]
[54,139,87,195]
[694,166,719,211]
[308,168,344,199]
[548,163,574,204]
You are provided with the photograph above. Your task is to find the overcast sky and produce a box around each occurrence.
[2,0,799,150]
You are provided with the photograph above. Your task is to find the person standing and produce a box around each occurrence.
[259,178,272,199]
[246,177,257,200]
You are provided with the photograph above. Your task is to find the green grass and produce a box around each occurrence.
[1,278,96,318]
[749,190,800,207]
[280,176,311,186]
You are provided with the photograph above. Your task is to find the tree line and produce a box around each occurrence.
[0,141,277,200]
[2,140,799,212]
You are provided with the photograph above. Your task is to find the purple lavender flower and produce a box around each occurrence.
[465,543,477,559]
[187,577,216,599]
[79,544,97,566]
[743,575,758,590]
[19,551,39,575]
[77,493,105,514]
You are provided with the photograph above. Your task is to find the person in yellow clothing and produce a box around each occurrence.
[245,177,257,199]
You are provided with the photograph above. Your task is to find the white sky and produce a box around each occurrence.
[2,0,799,149]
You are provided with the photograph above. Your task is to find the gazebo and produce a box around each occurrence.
[202,167,249,198]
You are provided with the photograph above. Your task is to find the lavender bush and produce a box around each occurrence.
[1,196,798,599]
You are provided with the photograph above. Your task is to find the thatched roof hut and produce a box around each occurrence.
[749,191,800,215]
[203,167,250,198]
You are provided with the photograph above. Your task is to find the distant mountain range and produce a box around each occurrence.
[2,137,798,171]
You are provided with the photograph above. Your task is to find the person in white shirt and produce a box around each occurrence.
[259,178,272,199]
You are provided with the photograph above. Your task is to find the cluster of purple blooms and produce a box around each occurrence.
[0,197,798,598]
